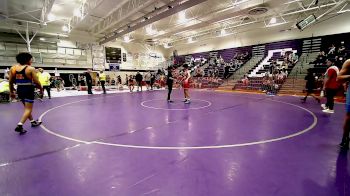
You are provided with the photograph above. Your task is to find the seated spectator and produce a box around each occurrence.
[269,60,277,74]
[281,59,290,70]
[0,78,10,102]
[242,75,250,86]
[276,71,286,83]
[292,53,299,65]
[338,41,346,57]
[313,51,326,65]
[262,75,270,92]
[335,56,345,68]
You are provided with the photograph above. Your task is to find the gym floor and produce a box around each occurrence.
[0,90,349,196]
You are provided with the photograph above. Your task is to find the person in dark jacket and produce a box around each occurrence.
[167,66,174,102]
[150,73,156,90]
[301,69,320,103]
[135,72,143,91]
[85,69,93,94]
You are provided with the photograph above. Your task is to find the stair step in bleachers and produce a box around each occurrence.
[252,45,265,56]
[302,38,322,53]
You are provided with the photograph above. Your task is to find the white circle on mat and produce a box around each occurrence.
[140,99,212,110]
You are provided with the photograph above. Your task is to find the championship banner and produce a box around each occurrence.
[109,63,120,71]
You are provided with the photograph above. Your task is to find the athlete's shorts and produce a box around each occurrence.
[17,85,34,103]
[346,85,350,113]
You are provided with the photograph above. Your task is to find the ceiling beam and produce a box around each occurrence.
[41,0,56,24]
[171,0,346,44]
[0,0,8,16]
[100,0,209,44]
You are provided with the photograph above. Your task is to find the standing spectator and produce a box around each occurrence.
[150,73,155,90]
[182,64,191,104]
[38,68,52,99]
[128,75,134,92]
[99,70,107,94]
[79,74,85,87]
[301,69,320,103]
[117,75,122,89]
[125,74,128,86]
[144,71,151,90]
[85,69,93,94]
[135,72,143,91]
[271,60,278,74]
[337,59,350,149]
[321,59,340,113]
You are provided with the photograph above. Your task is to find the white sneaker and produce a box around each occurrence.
[321,104,327,110]
[322,109,334,114]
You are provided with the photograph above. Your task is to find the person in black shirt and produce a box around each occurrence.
[85,69,93,94]
[167,66,174,102]
[135,72,143,91]
[301,69,320,103]
[150,73,155,90]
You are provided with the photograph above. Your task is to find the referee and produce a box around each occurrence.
[167,66,174,102]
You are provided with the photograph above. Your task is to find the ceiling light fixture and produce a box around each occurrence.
[47,13,55,21]
[178,11,187,23]
[269,17,277,24]
[265,16,287,27]
[124,36,130,42]
[62,25,69,32]
[145,25,158,35]
[221,29,226,36]
[73,8,82,17]
[231,0,249,6]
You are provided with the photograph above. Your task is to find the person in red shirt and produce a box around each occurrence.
[337,59,350,149]
[321,59,340,113]
[182,64,191,104]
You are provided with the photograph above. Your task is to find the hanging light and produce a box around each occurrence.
[270,17,277,24]
[62,25,69,32]
[178,11,187,23]
[266,16,287,27]
[188,37,193,43]
[73,8,82,17]
[47,13,55,21]
[124,35,131,43]
[221,29,226,36]
[146,25,153,34]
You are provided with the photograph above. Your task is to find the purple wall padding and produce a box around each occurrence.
[265,39,302,55]
[218,46,252,62]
